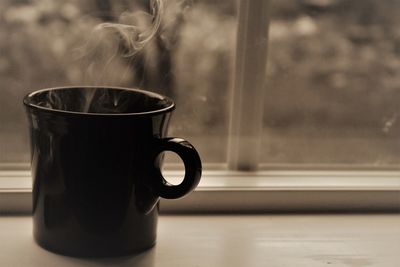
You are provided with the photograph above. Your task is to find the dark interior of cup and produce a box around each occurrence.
[26,87,174,114]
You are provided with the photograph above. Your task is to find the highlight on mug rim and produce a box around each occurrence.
[23,86,175,117]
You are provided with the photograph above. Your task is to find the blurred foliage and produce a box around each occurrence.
[267,0,400,134]
[1,0,400,163]
[0,0,95,125]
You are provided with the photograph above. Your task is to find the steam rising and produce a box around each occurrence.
[33,87,170,114]
[96,0,163,57]
[44,0,165,113]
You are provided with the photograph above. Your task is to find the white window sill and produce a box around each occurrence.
[0,214,399,266]
[1,170,399,214]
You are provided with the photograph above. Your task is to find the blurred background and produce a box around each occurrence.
[0,0,399,167]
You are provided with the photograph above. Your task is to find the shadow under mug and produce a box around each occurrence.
[23,86,202,257]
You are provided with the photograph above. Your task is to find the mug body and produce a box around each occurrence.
[24,87,174,257]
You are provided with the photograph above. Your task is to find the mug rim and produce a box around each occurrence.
[23,86,175,117]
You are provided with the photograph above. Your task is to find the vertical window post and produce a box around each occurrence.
[228,0,271,170]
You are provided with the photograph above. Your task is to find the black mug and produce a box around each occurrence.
[23,86,202,257]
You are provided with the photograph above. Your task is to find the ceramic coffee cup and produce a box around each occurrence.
[23,86,202,257]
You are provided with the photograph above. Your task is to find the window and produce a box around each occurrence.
[0,0,399,213]
[263,0,400,167]
[0,0,235,167]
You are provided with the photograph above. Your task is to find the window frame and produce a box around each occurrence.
[228,0,270,170]
[1,169,399,214]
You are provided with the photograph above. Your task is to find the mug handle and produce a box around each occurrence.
[152,138,202,199]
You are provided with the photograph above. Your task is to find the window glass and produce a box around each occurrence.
[3,0,398,169]
[263,0,400,166]
[0,0,235,166]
